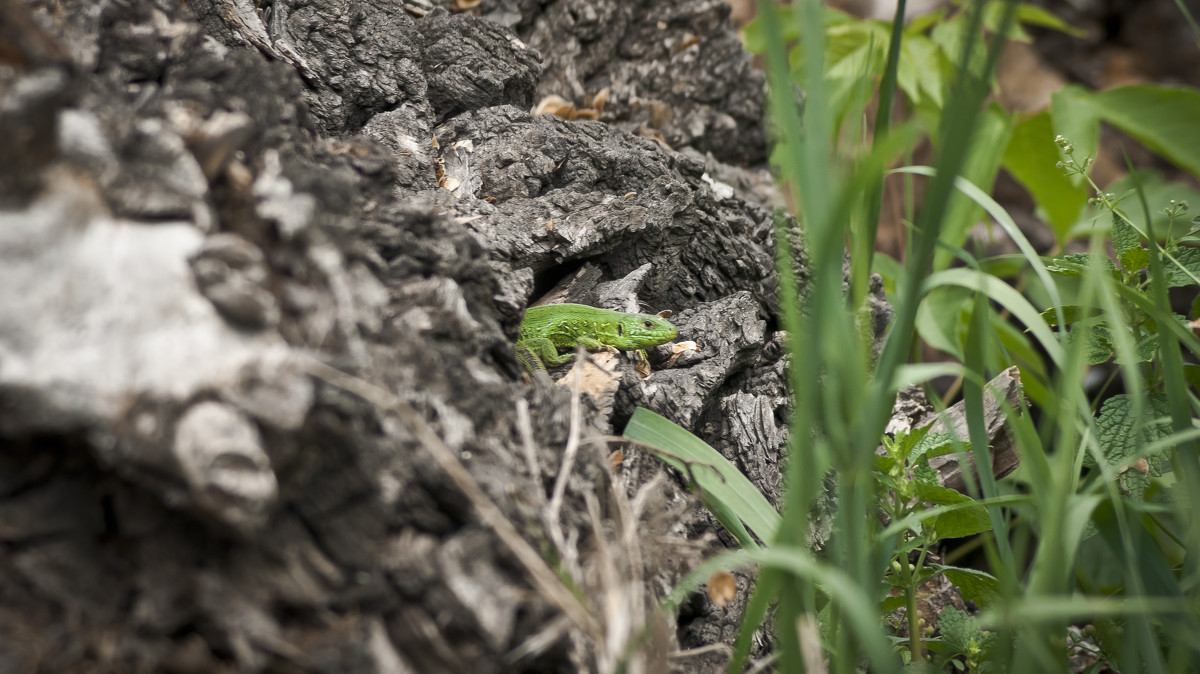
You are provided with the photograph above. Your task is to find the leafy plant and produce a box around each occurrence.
[632,1,1200,672]
[875,426,1000,663]
[1043,137,1200,500]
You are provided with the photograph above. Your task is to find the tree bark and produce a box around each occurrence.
[0,0,1015,672]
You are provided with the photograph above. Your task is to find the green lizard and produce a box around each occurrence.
[516,303,678,374]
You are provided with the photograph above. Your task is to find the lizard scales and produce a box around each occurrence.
[517,303,677,372]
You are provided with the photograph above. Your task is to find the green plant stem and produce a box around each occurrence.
[899,551,923,663]
[854,0,907,308]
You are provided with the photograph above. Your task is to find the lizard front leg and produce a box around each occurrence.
[575,335,617,354]
[517,337,574,372]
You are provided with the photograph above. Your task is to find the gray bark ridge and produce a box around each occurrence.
[0,0,978,673]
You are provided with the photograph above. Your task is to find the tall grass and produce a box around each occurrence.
[724,0,1200,670]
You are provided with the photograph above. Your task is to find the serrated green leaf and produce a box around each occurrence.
[912,462,940,485]
[909,431,957,463]
[1121,247,1150,273]
[1165,246,1200,287]
[1112,210,1148,271]
[1094,393,1174,470]
[938,606,984,653]
[1119,467,1151,499]
[1060,325,1114,365]
[1106,171,1200,241]
[1045,253,1118,277]
[1127,332,1158,364]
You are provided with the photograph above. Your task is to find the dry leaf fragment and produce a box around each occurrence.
[609,449,624,470]
[666,341,699,368]
[670,341,698,354]
[707,571,737,607]
[635,356,652,379]
[534,95,576,119]
[1118,457,1150,475]
[589,88,609,115]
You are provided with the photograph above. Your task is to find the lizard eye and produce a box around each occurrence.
[643,320,653,328]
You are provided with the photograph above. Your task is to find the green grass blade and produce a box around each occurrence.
[664,547,897,671]
[855,0,908,303]
[869,0,1019,441]
[623,408,781,544]
[964,290,1016,567]
[892,165,1067,329]
[923,267,1065,366]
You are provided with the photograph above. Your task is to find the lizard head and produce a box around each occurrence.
[609,312,678,351]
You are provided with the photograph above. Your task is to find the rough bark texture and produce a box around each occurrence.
[0,0,916,672]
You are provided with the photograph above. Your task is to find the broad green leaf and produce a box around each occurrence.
[1050,84,1101,174]
[910,37,946,109]
[1185,363,1200,392]
[872,250,904,298]
[826,22,879,71]
[1014,3,1087,37]
[916,284,972,360]
[1104,169,1200,241]
[1092,500,1187,602]
[940,566,1001,608]
[1124,332,1159,365]
[925,267,1065,366]
[1087,85,1200,181]
[1038,304,1102,328]
[1002,111,1088,241]
[880,595,907,614]
[983,0,1032,42]
[930,12,987,79]
[913,482,993,539]
[895,37,922,106]
[623,408,780,544]
[905,7,946,35]
[934,105,1015,271]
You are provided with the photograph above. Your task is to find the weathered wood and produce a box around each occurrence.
[0,0,898,672]
[888,367,1025,493]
